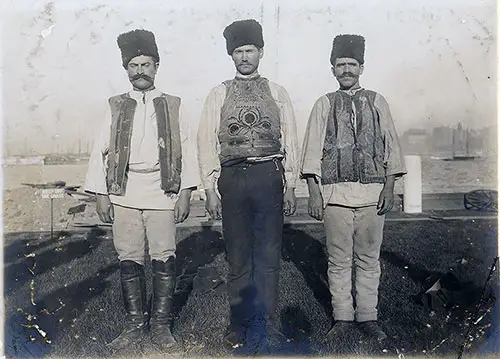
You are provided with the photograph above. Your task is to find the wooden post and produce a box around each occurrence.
[403,155,422,213]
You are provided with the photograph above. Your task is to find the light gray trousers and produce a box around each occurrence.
[112,204,176,265]
[323,205,385,322]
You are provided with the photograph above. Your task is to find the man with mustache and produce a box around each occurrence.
[85,29,199,353]
[197,19,299,350]
[300,34,406,342]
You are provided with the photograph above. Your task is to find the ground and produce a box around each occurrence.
[3,214,498,358]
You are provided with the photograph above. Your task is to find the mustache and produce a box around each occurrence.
[130,74,153,81]
[340,72,357,79]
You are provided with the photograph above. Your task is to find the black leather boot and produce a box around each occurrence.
[107,260,147,352]
[150,257,177,351]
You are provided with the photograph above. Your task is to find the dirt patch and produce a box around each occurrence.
[3,187,97,233]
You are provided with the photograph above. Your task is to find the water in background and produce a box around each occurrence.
[2,156,497,195]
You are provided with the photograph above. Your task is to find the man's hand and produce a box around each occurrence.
[308,192,324,221]
[377,175,396,215]
[96,194,114,223]
[205,189,222,220]
[174,189,193,224]
[283,187,297,216]
[306,176,324,221]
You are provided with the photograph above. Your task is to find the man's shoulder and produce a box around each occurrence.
[362,90,389,106]
[107,92,131,105]
[264,79,293,102]
[159,92,181,102]
[266,79,289,93]
[215,81,230,89]
[206,82,227,97]
[108,92,129,100]
[361,88,382,97]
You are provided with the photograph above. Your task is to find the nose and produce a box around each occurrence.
[241,52,248,61]
[137,65,144,74]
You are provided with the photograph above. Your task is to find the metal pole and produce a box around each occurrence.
[50,198,54,240]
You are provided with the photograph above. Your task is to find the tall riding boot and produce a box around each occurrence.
[150,257,177,351]
[107,260,147,352]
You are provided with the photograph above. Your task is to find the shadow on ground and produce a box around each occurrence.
[4,229,105,294]
[3,220,499,358]
[172,226,225,317]
[4,228,112,357]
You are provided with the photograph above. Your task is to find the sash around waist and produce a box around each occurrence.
[128,167,161,174]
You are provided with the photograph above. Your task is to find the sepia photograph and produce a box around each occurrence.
[1,0,498,358]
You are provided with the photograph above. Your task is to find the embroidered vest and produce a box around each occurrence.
[106,92,182,195]
[218,77,282,164]
[321,89,385,184]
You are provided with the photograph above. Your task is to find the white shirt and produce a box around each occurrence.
[84,88,200,210]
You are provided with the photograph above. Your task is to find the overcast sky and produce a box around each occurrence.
[1,0,496,155]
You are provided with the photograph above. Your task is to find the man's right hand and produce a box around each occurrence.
[205,189,222,220]
[96,194,114,223]
[308,192,324,221]
[306,176,324,221]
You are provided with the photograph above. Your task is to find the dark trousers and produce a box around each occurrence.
[218,160,285,326]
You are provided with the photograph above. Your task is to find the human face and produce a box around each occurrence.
[332,57,364,90]
[231,44,263,76]
[126,55,158,91]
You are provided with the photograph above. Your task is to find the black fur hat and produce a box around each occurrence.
[330,34,365,65]
[223,19,264,55]
[117,29,160,68]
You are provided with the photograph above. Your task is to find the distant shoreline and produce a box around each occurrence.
[2,154,90,167]
[2,153,496,166]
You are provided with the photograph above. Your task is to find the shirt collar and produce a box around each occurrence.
[129,87,162,101]
[235,70,260,80]
[339,87,363,96]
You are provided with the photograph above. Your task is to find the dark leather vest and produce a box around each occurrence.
[106,92,182,195]
[321,89,386,184]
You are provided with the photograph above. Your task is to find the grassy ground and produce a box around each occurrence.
[3,219,498,358]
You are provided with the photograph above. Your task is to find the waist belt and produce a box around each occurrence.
[128,167,161,174]
[222,157,283,168]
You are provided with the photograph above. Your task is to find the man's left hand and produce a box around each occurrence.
[283,187,297,216]
[377,188,394,215]
[174,189,192,223]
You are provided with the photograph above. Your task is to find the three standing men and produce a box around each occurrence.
[197,19,300,348]
[85,29,199,352]
[86,24,405,352]
[301,34,406,341]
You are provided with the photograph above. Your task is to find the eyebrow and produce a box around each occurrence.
[129,61,153,66]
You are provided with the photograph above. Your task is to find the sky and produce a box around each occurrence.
[1,0,497,155]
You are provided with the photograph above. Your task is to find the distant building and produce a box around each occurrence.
[432,126,454,155]
[401,129,432,155]
[452,122,469,156]
[478,125,498,156]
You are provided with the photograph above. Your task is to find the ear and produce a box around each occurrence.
[359,64,364,75]
[259,47,264,59]
[330,67,336,77]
